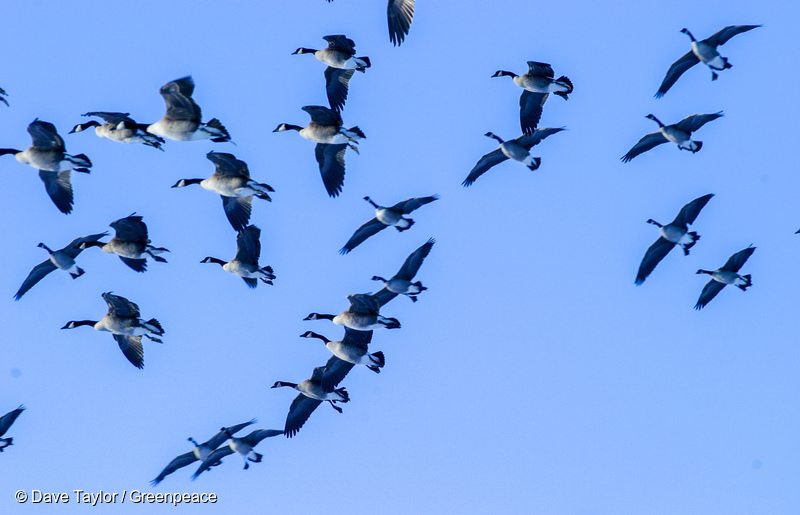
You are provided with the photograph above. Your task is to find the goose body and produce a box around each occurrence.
[147,76,231,142]
[305,293,401,331]
[301,329,384,375]
[201,225,276,288]
[82,214,169,272]
[492,62,573,134]
[621,113,723,162]
[70,112,165,149]
[340,195,438,253]
[272,365,351,437]
[372,238,435,304]
[192,428,283,478]
[694,246,755,310]
[463,129,564,187]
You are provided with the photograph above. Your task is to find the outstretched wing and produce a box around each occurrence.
[388,0,415,46]
[674,112,723,134]
[191,446,233,480]
[160,76,201,123]
[395,238,435,280]
[110,214,148,242]
[392,195,439,214]
[635,237,676,285]
[221,196,252,232]
[151,451,197,486]
[320,355,355,392]
[102,292,141,318]
[348,293,381,315]
[673,194,714,226]
[515,127,565,150]
[621,132,668,163]
[62,232,108,258]
[28,120,65,151]
[38,171,74,214]
[0,406,25,438]
[526,61,555,77]
[463,149,508,187]
[14,259,57,301]
[315,143,347,197]
[119,257,148,273]
[302,105,342,126]
[234,225,261,265]
[655,51,699,98]
[83,112,135,125]
[239,428,284,446]
[324,67,354,113]
[339,218,387,254]
[113,334,145,369]
[284,394,323,438]
[207,151,250,178]
[721,246,755,273]
[519,91,548,134]
[694,280,726,310]
[323,34,356,55]
[703,25,761,47]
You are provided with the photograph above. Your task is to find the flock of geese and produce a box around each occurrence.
[1,4,765,486]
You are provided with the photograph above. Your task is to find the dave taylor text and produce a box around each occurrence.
[26,489,218,506]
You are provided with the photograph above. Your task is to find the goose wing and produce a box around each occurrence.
[102,292,141,318]
[388,0,415,46]
[191,446,233,480]
[324,67,354,113]
[83,112,135,125]
[673,193,714,226]
[320,355,355,392]
[221,196,252,232]
[674,112,723,134]
[203,419,257,450]
[284,394,323,438]
[302,105,342,126]
[119,257,148,273]
[391,195,439,214]
[151,451,197,486]
[655,51,699,98]
[159,76,201,123]
[621,132,668,163]
[14,259,57,301]
[239,429,283,446]
[721,246,755,273]
[395,238,435,280]
[463,149,508,187]
[113,334,145,369]
[694,279,726,310]
[343,327,373,350]
[323,34,356,55]
[526,61,555,77]
[234,225,261,265]
[62,232,108,259]
[372,287,398,307]
[515,127,565,150]
[348,293,381,315]
[314,143,347,197]
[519,91,549,135]
[703,25,761,47]
[0,406,24,437]
[110,214,148,242]
[339,218,387,254]
[28,120,65,151]
[635,237,676,285]
[207,151,249,178]
[38,171,75,214]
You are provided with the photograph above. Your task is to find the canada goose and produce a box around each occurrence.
[635,194,714,285]
[81,214,169,272]
[340,195,438,253]
[301,329,384,382]
[271,366,351,438]
[694,246,755,310]
[372,238,435,304]
[325,0,415,46]
[492,62,573,134]
[273,105,365,197]
[151,420,255,486]
[172,151,274,231]
[147,76,231,142]
[656,25,761,97]
[0,119,92,214]
[201,225,276,288]
[0,87,8,106]
[61,292,164,369]
[14,232,108,300]
[70,112,165,150]
[192,428,283,478]
[621,112,723,162]
[304,293,401,331]
[293,35,371,112]
[463,129,565,187]
[0,405,24,452]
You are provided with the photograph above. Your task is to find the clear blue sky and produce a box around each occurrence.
[1,1,798,513]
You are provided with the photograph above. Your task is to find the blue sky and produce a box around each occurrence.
[1,1,798,513]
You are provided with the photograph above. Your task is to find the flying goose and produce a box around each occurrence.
[492,61,573,134]
[325,0,415,46]
[0,405,24,452]
[61,292,164,369]
[0,119,92,214]
[81,214,169,272]
[635,194,714,285]
[14,232,108,300]
[201,225,276,288]
[463,129,565,187]
[293,35,371,112]
[301,329,384,383]
[147,76,231,142]
[151,419,256,486]
[172,151,274,231]
[273,105,365,197]
[304,293,401,331]
[192,428,283,478]
[0,87,8,106]
[70,112,165,150]
[656,25,761,97]
[621,112,723,162]
[340,195,438,254]
[694,246,755,310]
[372,238,435,304]
[271,366,351,438]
